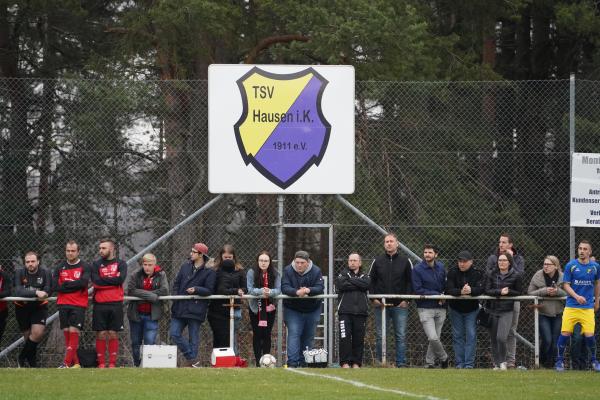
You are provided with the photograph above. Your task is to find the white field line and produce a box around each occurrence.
[285,368,447,400]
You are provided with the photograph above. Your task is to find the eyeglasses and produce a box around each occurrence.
[191,250,199,254]
[543,263,554,266]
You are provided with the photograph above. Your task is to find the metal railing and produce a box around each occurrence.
[0,293,562,368]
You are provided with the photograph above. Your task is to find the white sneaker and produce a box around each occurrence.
[499,362,507,370]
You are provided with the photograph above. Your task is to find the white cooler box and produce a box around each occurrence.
[211,347,237,367]
[141,345,177,368]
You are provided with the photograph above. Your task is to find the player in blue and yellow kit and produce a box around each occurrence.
[555,240,600,372]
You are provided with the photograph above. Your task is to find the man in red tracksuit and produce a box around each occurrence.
[53,240,90,368]
[90,238,127,368]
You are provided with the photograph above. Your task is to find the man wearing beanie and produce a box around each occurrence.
[281,250,324,367]
[170,242,216,367]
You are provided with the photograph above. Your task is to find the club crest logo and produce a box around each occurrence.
[234,67,331,189]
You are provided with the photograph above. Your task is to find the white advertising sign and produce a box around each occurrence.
[208,64,354,194]
[570,153,600,227]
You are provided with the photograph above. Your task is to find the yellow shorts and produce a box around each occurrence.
[561,307,596,334]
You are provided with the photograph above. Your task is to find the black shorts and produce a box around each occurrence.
[15,305,48,331]
[92,302,124,332]
[58,306,86,330]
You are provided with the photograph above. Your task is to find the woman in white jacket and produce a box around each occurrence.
[247,251,281,366]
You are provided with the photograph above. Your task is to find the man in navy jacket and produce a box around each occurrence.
[169,242,216,367]
[281,250,324,367]
[412,244,448,368]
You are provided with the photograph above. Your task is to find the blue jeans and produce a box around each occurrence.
[449,308,478,368]
[284,306,321,367]
[374,305,408,366]
[169,317,202,361]
[129,314,159,366]
[538,313,561,367]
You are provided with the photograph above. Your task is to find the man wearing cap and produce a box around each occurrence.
[412,244,449,368]
[170,243,216,367]
[281,250,324,367]
[445,250,485,369]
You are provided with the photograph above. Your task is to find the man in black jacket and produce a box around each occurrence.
[368,233,413,367]
[336,253,370,368]
[445,250,485,369]
[14,251,51,367]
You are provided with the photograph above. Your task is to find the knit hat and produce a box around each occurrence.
[294,250,310,261]
[193,243,209,262]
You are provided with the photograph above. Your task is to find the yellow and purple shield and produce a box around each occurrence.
[234,67,331,189]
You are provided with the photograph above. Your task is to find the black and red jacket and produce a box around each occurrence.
[135,266,163,314]
[14,267,51,308]
[53,260,91,308]
[0,269,12,312]
[91,258,127,304]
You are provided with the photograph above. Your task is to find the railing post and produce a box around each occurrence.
[276,195,285,366]
[569,73,576,259]
[381,297,387,365]
[534,297,540,369]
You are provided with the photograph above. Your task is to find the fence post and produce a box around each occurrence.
[328,224,334,365]
[276,195,285,366]
[569,73,576,259]
[381,297,386,365]
[534,298,539,368]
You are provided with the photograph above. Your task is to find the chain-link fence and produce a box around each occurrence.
[0,77,599,368]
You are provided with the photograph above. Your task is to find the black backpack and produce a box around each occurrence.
[77,347,97,368]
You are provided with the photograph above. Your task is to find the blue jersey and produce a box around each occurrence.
[563,259,600,309]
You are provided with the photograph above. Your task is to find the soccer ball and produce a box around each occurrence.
[259,353,277,368]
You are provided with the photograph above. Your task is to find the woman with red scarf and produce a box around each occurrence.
[126,253,169,366]
[247,251,281,366]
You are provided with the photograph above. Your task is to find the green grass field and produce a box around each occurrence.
[1,368,599,400]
